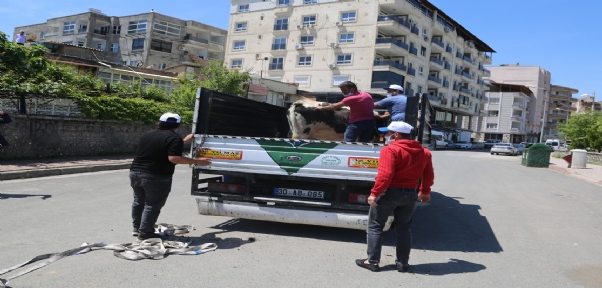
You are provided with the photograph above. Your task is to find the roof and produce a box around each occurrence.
[420,0,495,53]
[296,91,387,102]
[42,41,103,52]
[488,82,533,95]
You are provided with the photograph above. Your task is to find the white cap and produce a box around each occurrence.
[159,113,181,123]
[377,121,413,134]
[383,84,403,92]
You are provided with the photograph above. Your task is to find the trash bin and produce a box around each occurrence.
[524,144,552,168]
[562,153,572,168]
[571,149,588,169]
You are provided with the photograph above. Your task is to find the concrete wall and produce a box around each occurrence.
[0,115,191,160]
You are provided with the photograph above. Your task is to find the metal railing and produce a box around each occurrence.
[268,63,283,70]
[78,28,87,34]
[429,57,443,66]
[460,87,471,94]
[443,80,449,87]
[456,52,463,58]
[431,38,444,48]
[407,68,416,76]
[455,68,462,75]
[410,26,419,35]
[462,72,472,79]
[409,46,418,55]
[444,62,451,70]
[373,60,407,71]
[428,75,442,84]
[375,38,409,50]
[446,46,452,53]
[183,35,209,44]
[377,15,410,29]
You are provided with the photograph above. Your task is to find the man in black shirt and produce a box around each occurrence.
[130,113,211,240]
[0,110,12,146]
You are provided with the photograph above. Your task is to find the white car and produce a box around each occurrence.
[490,143,518,156]
[454,141,473,149]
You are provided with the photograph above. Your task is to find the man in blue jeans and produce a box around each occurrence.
[129,113,211,240]
[355,121,434,272]
[315,81,375,142]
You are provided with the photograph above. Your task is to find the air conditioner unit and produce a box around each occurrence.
[335,21,343,26]
[295,44,304,50]
[297,24,304,29]
[329,42,339,48]
[328,63,337,69]
[178,46,185,50]
[308,24,315,29]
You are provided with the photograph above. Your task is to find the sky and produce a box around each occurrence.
[0,0,599,101]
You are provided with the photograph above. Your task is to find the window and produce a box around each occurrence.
[274,18,288,31]
[157,64,167,70]
[77,41,84,47]
[339,33,354,43]
[417,86,423,93]
[110,43,119,52]
[239,4,249,12]
[303,15,316,25]
[272,38,286,50]
[418,66,424,75]
[336,54,352,65]
[112,25,121,34]
[304,0,317,3]
[231,59,243,69]
[132,38,145,50]
[96,43,103,50]
[489,98,500,104]
[63,21,75,34]
[130,61,140,67]
[278,0,290,5]
[268,76,282,81]
[300,35,314,45]
[486,123,498,129]
[233,40,246,50]
[294,76,310,86]
[269,57,284,70]
[341,11,356,22]
[333,75,350,86]
[235,22,248,32]
[150,39,172,53]
[298,56,312,66]
[420,46,427,56]
[128,20,147,34]
[153,20,180,37]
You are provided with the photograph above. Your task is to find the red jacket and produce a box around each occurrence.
[370,139,434,197]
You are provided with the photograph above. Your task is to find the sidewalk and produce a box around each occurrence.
[548,156,602,187]
[0,155,133,181]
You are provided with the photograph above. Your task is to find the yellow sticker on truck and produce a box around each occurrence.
[348,157,379,169]
[197,148,243,160]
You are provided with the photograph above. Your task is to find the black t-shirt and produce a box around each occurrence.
[130,129,184,176]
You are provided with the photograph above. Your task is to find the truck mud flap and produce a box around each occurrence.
[196,196,394,231]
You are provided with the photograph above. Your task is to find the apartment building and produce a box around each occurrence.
[15,9,227,70]
[226,0,494,129]
[476,83,532,143]
[546,85,578,140]
[573,93,601,114]
[485,65,551,143]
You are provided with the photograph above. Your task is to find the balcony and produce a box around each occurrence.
[455,68,462,75]
[427,94,440,103]
[512,102,524,109]
[444,62,451,70]
[407,67,416,76]
[477,79,484,85]
[445,45,452,53]
[371,82,390,89]
[460,87,471,94]
[271,43,286,50]
[443,80,449,88]
[463,56,474,64]
[406,88,415,96]
[409,46,418,56]
[63,30,74,35]
[377,15,411,35]
[429,57,443,66]
[93,29,107,35]
[373,60,407,72]
[482,68,490,76]
[431,38,444,49]
[78,28,88,34]
[456,52,463,59]
[268,63,283,70]
[183,35,209,44]
[462,72,472,79]
[375,38,409,56]
[428,75,442,84]
[410,26,419,35]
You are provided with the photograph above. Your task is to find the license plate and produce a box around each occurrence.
[273,188,325,199]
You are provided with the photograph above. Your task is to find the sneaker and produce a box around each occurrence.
[132,228,139,237]
[355,259,379,272]
[396,262,410,273]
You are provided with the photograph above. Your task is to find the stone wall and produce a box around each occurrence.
[0,115,191,160]
[552,151,602,166]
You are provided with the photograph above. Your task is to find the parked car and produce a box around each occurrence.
[454,141,473,149]
[484,140,501,148]
[446,141,454,149]
[472,142,485,149]
[491,143,518,156]
[513,143,525,155]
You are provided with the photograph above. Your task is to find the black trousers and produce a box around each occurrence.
[129,171,173,238]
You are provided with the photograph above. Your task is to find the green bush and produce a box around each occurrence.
[74,95,173,123]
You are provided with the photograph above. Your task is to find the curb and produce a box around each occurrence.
[548,164,602,187]
[0,163,131,181]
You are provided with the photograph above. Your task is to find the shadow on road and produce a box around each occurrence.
[379,258,486,275]
[412,191,503,253]
[0,193,51,200]
[189,229,256,250]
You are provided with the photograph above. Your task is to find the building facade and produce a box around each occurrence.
[226,0,494,129]
[15,9,227,71]
[546,85,578,140]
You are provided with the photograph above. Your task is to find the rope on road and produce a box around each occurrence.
[0,223,217,287]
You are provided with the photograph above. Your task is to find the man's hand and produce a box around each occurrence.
[193,158,212,166]
[0,111,4,115]
[183,134,194,143]
[314,106,325,110]
[367,195,378,207]
[418,193,430,203]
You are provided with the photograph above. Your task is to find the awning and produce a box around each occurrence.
[50,59,102,68]
[248,84,269,95]
[104,68,177,80]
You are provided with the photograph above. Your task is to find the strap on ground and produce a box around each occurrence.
[0,223,217,287]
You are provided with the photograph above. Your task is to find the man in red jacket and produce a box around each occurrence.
[356,121,434,272]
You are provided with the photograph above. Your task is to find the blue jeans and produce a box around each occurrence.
[344,119,375,142]
[366,188,418,265]
[129,171,173,238]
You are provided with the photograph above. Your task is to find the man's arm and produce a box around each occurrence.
[314,101,345,111]
[0,111,12,124]
[418,152,434,202]
[168,156,212,166]
[370,147,395,197]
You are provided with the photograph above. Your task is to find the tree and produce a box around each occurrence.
[558,112,602,151]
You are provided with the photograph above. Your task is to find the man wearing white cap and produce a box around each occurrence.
[356,121,434,273]
[374,84,407,122]
[129,113,212,240]
[15,31,26,45]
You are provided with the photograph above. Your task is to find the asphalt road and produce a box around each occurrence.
[1,150,602,288]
